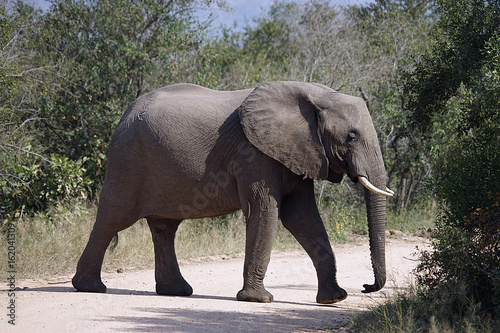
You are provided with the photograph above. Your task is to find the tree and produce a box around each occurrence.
[406,0,500,317]
[217,1,301,89]
[1,0,224,218]
[30,0,221,190]
[0,2,73,218]
[348,0,436,208]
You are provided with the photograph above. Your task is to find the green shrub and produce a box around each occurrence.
[417,194,500,317]
[403,1,500,319]
[0,154,92,220]
[416,130,500,317]
[316,181,366,241]
[353,283,499,332]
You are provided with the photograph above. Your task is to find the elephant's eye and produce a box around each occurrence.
[347,132,357,143]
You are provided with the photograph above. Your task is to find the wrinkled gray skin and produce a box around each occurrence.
[72,81,388,304]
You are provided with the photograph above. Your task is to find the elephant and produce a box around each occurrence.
[72,81,393,304]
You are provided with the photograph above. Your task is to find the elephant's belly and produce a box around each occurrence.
[142,176,243,220]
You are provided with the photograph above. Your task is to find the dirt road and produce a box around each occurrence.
[3,235,429,332]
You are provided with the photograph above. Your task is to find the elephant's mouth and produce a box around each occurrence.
[331,151,393,197]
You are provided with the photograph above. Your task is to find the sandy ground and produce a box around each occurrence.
[3,235,430,332]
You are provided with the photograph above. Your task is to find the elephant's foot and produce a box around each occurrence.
[237,287,274,303]
[156,279,193,296]
[72,274,107,293]
[316,284,348,304]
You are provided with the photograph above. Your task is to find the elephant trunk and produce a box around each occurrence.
[362,167,387,293]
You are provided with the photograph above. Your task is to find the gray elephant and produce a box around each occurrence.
[72,81,393,304]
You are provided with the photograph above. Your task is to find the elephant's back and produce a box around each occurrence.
[119,83,251,129]
[106,83,251,182]
[112,84,249,145]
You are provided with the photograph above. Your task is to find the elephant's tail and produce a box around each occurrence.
[109,234,119,252]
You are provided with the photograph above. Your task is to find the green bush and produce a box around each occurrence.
[416,132,500,317]
[402,0,500,320]
[417,195,500,317]
[353,283,499,332]
[0,154,92,220]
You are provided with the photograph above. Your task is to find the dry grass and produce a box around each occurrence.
[0,202,304,279]
[0,202,152,278]
[1,199,433,280]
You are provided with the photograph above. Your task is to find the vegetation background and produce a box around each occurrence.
[1,0,498,331]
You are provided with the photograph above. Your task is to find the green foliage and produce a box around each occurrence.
[418,148,500,315]
[0,154,92,220]
[216,1,301,88]
[31,0,216,189]
[349,0,435,209]
[1,0,224,217]
[0,6,13,88]
[407,0,500,131]
[353,283,499,332]
[0,2,60,219]
[316,181,367,240]
[405,0,500,318]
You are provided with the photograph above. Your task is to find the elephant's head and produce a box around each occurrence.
[239,81,393,293]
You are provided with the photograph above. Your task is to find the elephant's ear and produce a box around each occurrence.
[238,81,331,180]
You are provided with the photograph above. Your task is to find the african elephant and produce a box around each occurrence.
[72,81,393,304]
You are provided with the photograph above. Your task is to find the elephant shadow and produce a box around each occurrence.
[19,285,338,306]
[18,283,354,309]
[17,285,157,296]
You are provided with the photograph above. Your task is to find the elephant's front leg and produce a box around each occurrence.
[237,194,280,303]
[281,180,348,304]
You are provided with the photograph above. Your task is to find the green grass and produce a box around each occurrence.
[351,283,500,333]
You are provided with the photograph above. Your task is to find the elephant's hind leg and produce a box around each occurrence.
[73,199,140,293]
[147,218,193,296]
[72,223,120,293]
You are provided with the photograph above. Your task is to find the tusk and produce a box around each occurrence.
[359,176,394,197]
[386,187,395,195]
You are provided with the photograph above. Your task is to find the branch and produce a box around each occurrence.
[358,86,371,113]
[0,172,31,189]
[6,65,58,78]
[0,143,51,163]
[2,117,47,137]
